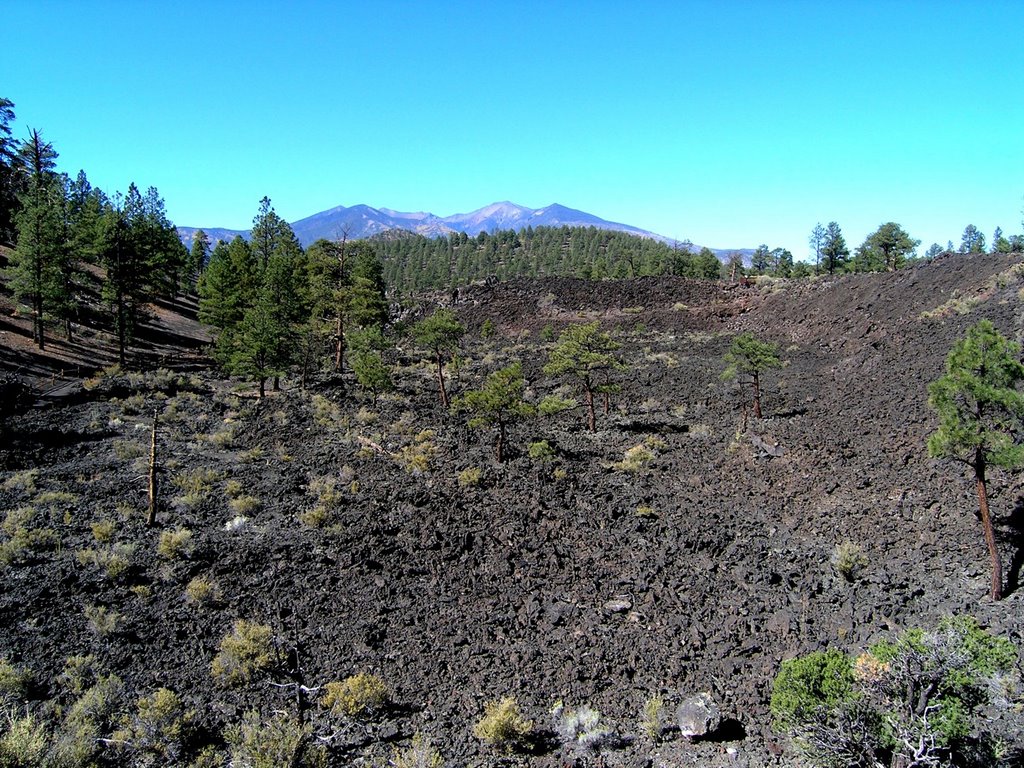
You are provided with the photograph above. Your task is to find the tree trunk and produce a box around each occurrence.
[585,385,596,433]
[335,311,344,372]
[974,454,1003,600]
[147,414,158,527]
[752,371,763,419]
[258,377,266,399]
[435,353,449,408]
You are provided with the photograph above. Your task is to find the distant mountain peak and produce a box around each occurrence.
[177,199,681,250]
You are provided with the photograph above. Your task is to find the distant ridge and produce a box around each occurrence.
[180,201,669,249]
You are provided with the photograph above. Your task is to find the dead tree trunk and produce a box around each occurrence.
[147,414,158,527]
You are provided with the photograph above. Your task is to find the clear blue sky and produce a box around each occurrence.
[5,1,1023,256]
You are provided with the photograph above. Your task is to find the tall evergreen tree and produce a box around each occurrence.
[928,320,1024,601]
[198,236,258,363]
[809,223,826,275]
[959,224,985,254]
[0,97,21,245]
[99,183,184,366]
[543,321,625,433]
[8,129,62,348]
[821,221,849,275]
[189,229,211,283]
[410,308,465,408]
[854,222,919,272]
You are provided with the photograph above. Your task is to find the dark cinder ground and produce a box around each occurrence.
[2,251,1023,767]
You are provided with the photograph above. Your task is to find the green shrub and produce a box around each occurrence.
[527,440,555,460]
[229,495,261,516]
[225,710,326,768]
[395,431,436,475]
[771,648,854,729]
[185,576,222,607]
[389,733,443,768]
[641,693,664,742]
[772,618,1018,767]
[84,605,120,638]
[76,543,134,579]
[612,444,654,472]
[0,507,56,566]
[301,477,344,528]
[157,528,194,560]
[0,657,31,703]
[832,541,869,582]
[211,620,274,686]
[321,673,388,717]
[0,711,49,767]
[59,654,99,696]
[90,519,116,543]
[473,696,533,752]
[457,467,482,488]
[1,469,38,493]
[112,688,189,765]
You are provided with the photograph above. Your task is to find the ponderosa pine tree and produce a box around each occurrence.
[410,308,465,408]
[189,229,211,285]
[854,222,919,272]
[959,224,986,254]
[809,222,825,275]
[453,361,534,462]
[198,236,259,363]
[543,321,625,433]
[0,97,20,245]
[927,320,1024,601]
[99,183,185,366]
[722,332,782,420]
[821,221,849,274]
[8,129,63,348]
[348,325,393,405]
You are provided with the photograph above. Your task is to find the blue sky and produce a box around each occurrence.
[5,1,1023,256]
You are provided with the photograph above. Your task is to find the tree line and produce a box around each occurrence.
[1,97,187,363]
[372,225,723,293]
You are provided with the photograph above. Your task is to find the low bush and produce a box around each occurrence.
[211,620,274,686]
[225,710,326,768]
[112,687,189,765]
[157,528,194,560]
[551,701,611,754]
[321,673,388,717]
[473,696,533,752]
[390,732,443,768]
[832,541,869,582]
[771,617,1018,767]
[185,576,222,607]
[457,467,482,488]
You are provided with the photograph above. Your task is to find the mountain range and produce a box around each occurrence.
[178,201,680,250]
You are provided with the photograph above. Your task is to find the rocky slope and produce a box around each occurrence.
[1,252,1023,767]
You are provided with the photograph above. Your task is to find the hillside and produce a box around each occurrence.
[1,253,1023,767]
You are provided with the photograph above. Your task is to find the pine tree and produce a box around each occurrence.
[722,332,782,420]
[0,97,21,245]
[410,308,465,408]
[99,184,184,366]
[927,320,1024,601]
[453,362,534,462]
[189,229,211,283]
[348,326,393,405]
[543,321,625,433]
[8,129,62,348]
[821,222,849,274]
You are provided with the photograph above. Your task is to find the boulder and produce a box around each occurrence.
[675,692,721,740]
